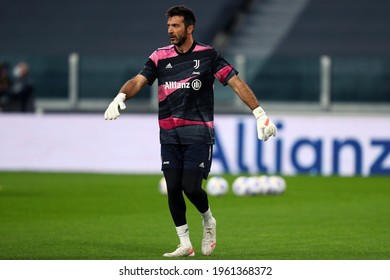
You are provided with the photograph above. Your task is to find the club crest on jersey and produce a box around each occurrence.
[193,59,200,69]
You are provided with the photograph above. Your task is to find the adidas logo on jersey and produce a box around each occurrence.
[166,63,173,69]
[199,162,205,168]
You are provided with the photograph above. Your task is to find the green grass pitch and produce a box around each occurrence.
[0,172,389,260]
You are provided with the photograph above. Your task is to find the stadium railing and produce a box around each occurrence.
[2,53,390,114]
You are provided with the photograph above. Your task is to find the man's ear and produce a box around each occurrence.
[187,25,194,35]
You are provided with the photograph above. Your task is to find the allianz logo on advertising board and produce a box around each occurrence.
[165,79,202,90]
[212,120,390,176]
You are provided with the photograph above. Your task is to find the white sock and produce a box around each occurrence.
[176,224,192,248]
[201,208,216,228]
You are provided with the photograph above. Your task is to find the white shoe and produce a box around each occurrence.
[163,245,195,257]
[202,219,216,256]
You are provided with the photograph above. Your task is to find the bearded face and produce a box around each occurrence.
[167,16,191,47]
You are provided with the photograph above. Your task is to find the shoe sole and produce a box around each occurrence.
[163,248,195,257]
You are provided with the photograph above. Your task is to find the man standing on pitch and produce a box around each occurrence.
[104,5,277,257]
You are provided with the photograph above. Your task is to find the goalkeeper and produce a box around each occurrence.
[104,5,276,257]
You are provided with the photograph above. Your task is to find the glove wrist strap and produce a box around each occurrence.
[116,92,126,102]
[252,106,265,119]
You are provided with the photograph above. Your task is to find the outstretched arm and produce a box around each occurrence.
[104,74,149,120]
[119,74,149,100]
[227,75,259,110]
[228,75,277,141]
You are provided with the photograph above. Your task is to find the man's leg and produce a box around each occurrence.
[164,168,186,226]
[162,168,194,257]
[181,169,216,256]
[181,169,209,213]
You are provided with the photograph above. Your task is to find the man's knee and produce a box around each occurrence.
[182,169,204,196]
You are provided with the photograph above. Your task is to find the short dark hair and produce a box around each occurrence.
[166,5,196,29]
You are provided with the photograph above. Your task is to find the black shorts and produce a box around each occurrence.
[161,144,213,179]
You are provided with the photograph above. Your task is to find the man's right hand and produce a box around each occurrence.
[104,93,126,120]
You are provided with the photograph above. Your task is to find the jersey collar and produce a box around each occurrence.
[174,41,197,55]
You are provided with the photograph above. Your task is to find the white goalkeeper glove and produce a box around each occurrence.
[104,93,126,120]
[253,106,277,141]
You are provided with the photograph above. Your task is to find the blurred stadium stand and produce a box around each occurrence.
[225,0,390,57]
[224,0,390,106]
[224,0,310,57]
[0,0,245,56]
[1,0,390,113]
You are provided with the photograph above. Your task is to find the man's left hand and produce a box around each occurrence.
[253,106,277,141]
